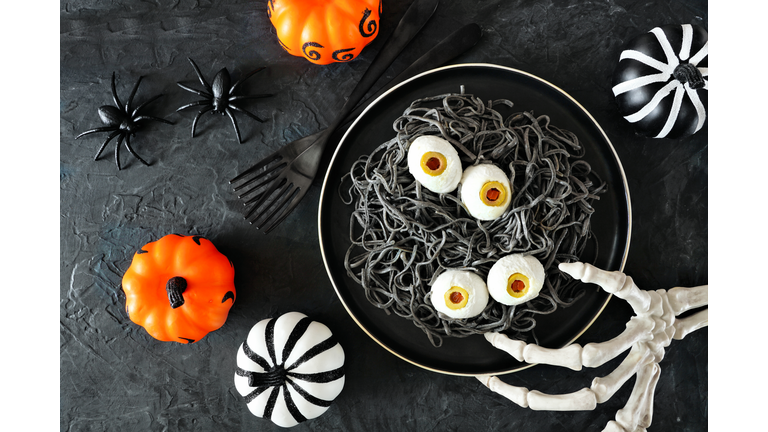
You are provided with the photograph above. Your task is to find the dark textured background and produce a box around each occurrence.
[60,0,707,431]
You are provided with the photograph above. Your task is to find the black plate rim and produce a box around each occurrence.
[317,63,632,376]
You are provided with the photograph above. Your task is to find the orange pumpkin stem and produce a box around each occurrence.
[167,276,187,309]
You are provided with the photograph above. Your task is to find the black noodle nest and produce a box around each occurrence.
[340,90,607,347]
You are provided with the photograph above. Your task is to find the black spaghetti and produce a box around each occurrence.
[340,89,606,347]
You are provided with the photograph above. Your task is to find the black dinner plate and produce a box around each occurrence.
[318,64,631,376]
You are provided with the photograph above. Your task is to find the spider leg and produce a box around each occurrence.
[177,82,213,99]
[224,107,243,143]
[94,130,122,160]
[114,135,124,170]
[134,115,174,125]
[186,58,212,93]
[228,94,273,102]
[76,126,118,139]
[110,72,124,112]
[191,106,214,137]
[125,75,144,114]
[124,134,150,166]
[229,104,266,123]
[230,66,266,94]
[132,93,164,118]
[177,100,212,112]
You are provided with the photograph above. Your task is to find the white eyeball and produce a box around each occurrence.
[429,270,489,319]
[407,135,462,194]
[459,164,512,220]
[487,254,546,306]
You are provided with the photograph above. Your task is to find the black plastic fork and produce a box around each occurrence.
[230,2,483,233]
[229,0,439,232]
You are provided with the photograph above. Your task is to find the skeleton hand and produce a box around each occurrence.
[476,262,708,432]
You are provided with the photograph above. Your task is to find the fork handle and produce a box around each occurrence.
[343,22,482,127]
[329,0,440,134]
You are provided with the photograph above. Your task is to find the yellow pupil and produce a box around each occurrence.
[420,152,448,177]
[480,181,507,206]
[444,286,469,310]
[506,273,529,298]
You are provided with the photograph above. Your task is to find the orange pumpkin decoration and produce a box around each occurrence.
[122,234,236,344]
[268,0,382,65]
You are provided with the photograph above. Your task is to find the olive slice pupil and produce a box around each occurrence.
[449,291,464,304]
[506,273,530,298]
[479,181,508,206]
[510,279,525,292]
[420,151,448,176]
[486,188,500,201]
[444,286,469,310]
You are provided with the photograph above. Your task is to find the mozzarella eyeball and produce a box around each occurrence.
[429,270,489,319]
[487,254,546,306]
[407,135,462,193]
[459,164,512,220]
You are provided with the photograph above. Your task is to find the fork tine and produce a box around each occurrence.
[239,169,284,204]
[229,149,283,184]
[230,151,284,184]
[240,171,284,204]
[261,186,308,234]
[234,160,284,194]
[243,176,287,223]
[249,181,295,228]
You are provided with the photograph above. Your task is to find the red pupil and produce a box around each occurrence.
[486,188,501,201]
[511,280,525,292]
[426,157,441,171]
[449,291,464,304]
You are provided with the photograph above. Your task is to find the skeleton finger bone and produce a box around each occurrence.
[582,317,654,368]
[528,388,597,411]
[559,262,651,314]
[477,375,530,408]
[590,344,655,404]
[614,363,661,431]
[484,332,583,370]
[673,308,708,340]
[485,315,655,371]
[666,285,709,315]
[475,376,598,411]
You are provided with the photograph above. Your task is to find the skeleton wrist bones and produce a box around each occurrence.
[476,262,708,432]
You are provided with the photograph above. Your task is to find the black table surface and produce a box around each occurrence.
[60,1,707,431]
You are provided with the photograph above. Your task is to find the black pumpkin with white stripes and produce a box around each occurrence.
[612,24,708,139]
[234,312,345,428]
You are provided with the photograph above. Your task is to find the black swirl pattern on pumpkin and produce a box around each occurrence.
[302,42,323,61]
[277,36,291,52]
[267,0,274,18]
[222,291,235,303]
[358,8,377,37]
[332,48,356,62]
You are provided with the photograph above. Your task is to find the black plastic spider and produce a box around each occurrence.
[76,72,172,170]
[176,58,273,143]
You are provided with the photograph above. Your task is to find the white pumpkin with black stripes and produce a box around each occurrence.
[234,312,345,428]
[612,24,708,139]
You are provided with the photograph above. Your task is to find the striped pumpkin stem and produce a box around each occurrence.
[247,365,287,387]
